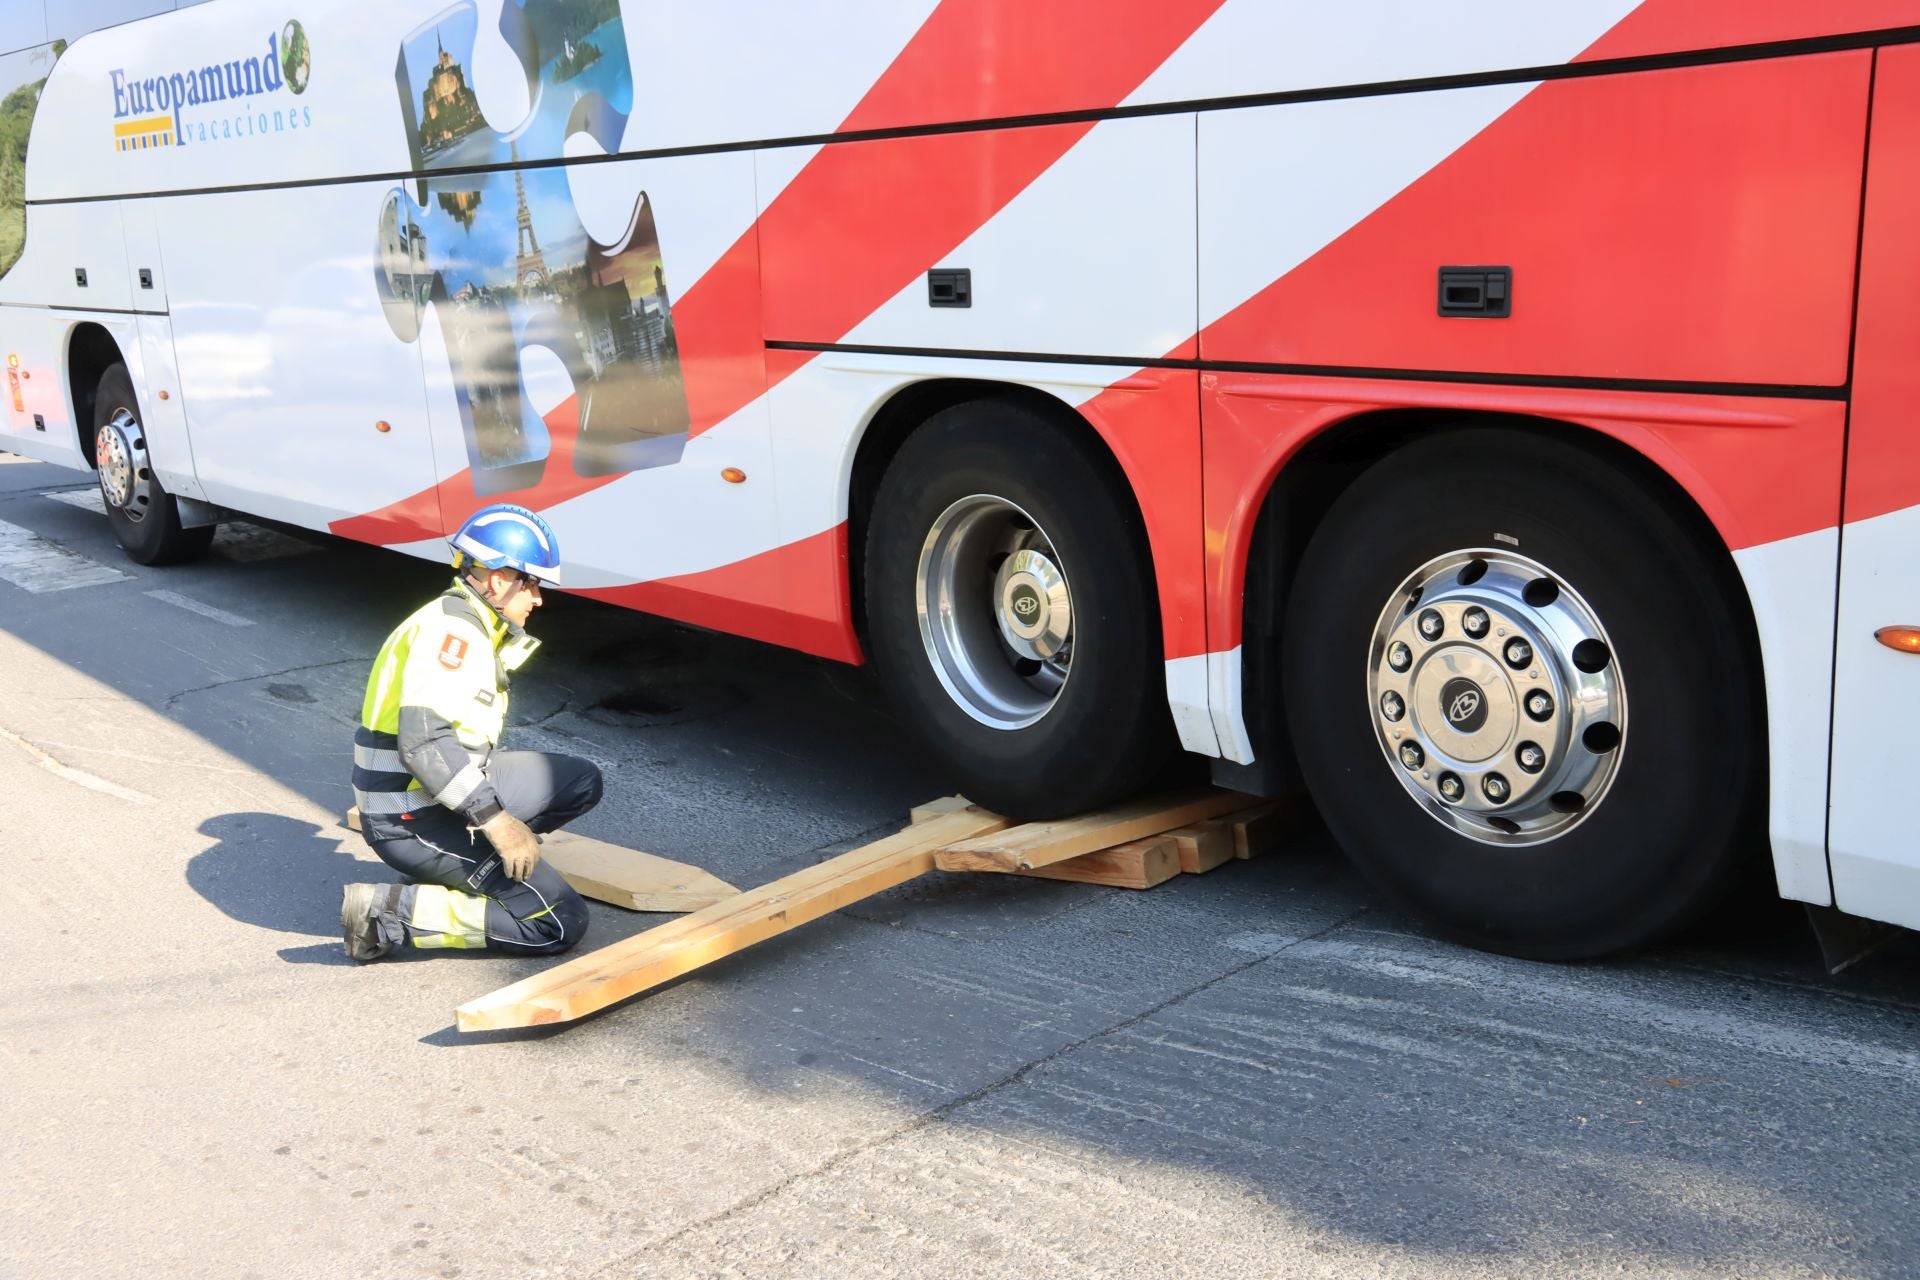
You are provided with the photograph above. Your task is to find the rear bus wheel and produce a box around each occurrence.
[864,401,1173,819]
[1282,427,1761,959]
[93,363,213,566]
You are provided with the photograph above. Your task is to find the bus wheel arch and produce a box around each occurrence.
[1252,412,1769,957]
[66,321,125,468]
[850,380,1177,819]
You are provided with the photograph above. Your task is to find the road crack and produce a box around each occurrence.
[160,658,363,712]
[0,723,154,804]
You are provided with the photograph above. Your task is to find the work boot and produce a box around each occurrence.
[341,883,403,961]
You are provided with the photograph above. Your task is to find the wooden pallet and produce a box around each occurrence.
[344,807,739,913]
[456,787,1291,1030]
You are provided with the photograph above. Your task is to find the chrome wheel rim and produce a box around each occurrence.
[917,494,1073,730]
[95,408,152,524]
[1367,548,1626,845]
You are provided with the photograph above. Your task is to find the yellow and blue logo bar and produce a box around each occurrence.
[113,115,174,151]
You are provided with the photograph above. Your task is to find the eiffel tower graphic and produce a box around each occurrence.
[512,141,549,288]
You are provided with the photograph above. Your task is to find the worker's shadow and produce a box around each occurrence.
[186,812,391,965]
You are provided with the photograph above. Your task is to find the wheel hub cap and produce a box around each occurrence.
[917,494,1074,731]
[1368,549,1626,845]
[94,410,151,522]
[994,548,1071,661]
[1415,651,1512,764]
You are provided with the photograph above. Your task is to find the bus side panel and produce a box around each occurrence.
[25,0,416,205]
[0,308,88,468]
[0,200,131,312]
[154,182,444,539]
[131,315,203,502]
[1201,377,1845,905]
[762,115,1196,363]
[1829,43,1920,931]
[1198,53,1870,388]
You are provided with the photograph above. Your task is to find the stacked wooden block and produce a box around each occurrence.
[919,790,1292,889]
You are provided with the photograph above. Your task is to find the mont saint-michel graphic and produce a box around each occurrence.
[381,0,685,492]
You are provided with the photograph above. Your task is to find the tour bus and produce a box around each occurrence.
[6,0,1920,962]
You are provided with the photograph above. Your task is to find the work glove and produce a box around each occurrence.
[480,810,541,880]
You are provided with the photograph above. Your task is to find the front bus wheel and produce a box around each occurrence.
[93,363,214,566]
[1283,427,1762,959]
[864,401,1173,820]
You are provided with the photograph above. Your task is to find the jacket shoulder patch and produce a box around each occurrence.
[437,633,470,671]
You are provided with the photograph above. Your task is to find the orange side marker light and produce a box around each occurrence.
[375,420,392,434]
[720,467,746,484]
[1874,626,1920,654]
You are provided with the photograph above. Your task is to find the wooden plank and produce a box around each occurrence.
[1167,823,1236,875]
[456,808,1012,1031]
[346,807,736,913]
[1224,798,1296,859]
[538,831,739,913]
[934,787,1260,873]
[1016,836,1179,890]
[910,795,973,824]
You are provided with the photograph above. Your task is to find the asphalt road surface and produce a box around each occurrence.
[2,451,1916,1280]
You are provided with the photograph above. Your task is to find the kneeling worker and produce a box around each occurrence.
[341,503,599,961]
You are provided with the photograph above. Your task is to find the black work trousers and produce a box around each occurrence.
[368,750,602,955]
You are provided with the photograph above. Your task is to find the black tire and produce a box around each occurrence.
[1283,427,1761,959]
[865,401,1173,819]
[93,363,214,566]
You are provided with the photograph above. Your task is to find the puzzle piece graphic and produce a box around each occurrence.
[374,0,687,496]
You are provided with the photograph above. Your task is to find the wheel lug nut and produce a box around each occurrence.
[1388,642,1412,673]
[1399,742,1424,770]
[1504,638,1533,668]
[1525,690,1553,720]
[1463,607,1489,639]
[1482,773,1511,804]
[1517,742,1545,773]
[1381,691,1405,722]
[1437,772,1463,802]
[1418,609,1444,640]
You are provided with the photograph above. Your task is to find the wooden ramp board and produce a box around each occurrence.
[345,807,736,913]
[934,787,1259,873]
[1015,836,1180,890]
[456,807,1012,1031]
[537,832,739,912]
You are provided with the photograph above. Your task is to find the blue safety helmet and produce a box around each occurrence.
[449,503,562,586]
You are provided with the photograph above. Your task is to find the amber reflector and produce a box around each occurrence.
[721,467,747,484]
[375,420,392,434]
[1874,626,1920,653]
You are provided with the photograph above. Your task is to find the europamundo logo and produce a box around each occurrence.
[111,19,314,152]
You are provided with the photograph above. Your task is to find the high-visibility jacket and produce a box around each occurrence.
[352,577,540,841]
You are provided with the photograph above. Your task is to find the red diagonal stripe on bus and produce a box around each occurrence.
[1573,0,1920,62]
[333,0,1224,544]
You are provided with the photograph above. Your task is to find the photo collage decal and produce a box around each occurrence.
[377,0,689,494]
